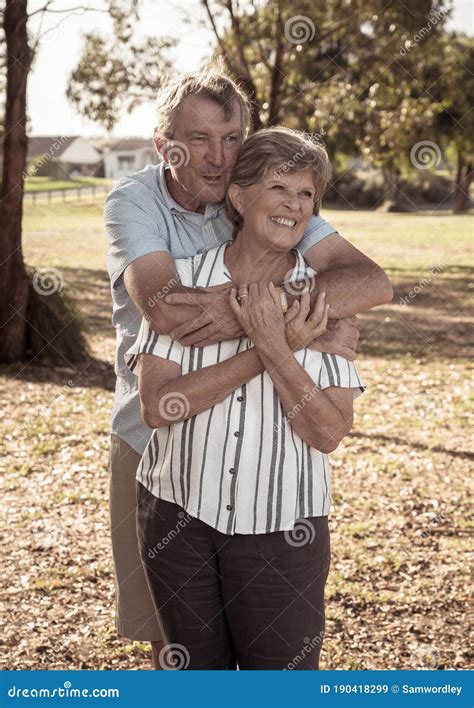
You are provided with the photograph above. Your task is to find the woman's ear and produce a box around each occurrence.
[227,183,243,214]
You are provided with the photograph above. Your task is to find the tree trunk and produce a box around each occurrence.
[237,75,262,132]
[267,3,284,126]
[0,0,31,362]
[267,42,284,126]
[453,151,472,213]
[381,166,411,212]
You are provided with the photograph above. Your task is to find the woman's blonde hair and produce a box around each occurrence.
[225,127,331,234]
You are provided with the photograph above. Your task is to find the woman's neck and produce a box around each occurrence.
[224,229,296,285]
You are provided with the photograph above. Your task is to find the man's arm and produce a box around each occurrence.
[296,232,393,319]
[162,232,391,345]
[125,228,391,346]
[123,251,242,337]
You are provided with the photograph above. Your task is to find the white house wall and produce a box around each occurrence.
[59,137,102,165]
[104,148,159,179]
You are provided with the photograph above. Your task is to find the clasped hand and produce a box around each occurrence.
[229,282,329,352]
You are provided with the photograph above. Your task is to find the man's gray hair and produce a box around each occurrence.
[156,61,252,138]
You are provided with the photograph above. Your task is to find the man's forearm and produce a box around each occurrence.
[142,347,264,427]
[147,283,223,334]
[287,264,393,319]
[162,263,391,347]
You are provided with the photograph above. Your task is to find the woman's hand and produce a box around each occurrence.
[229,281,286,350]
[284,289,329,352]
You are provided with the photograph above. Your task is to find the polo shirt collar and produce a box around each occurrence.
[157,161,224,220]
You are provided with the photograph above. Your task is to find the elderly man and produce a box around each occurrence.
[104,64,392,669]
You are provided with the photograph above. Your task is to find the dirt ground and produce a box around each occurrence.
[1,204,472,670]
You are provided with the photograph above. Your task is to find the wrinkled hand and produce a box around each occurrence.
[285,290,329,351]
[166,287,243,346]
[229,281,286,350]
[308,315,360,360]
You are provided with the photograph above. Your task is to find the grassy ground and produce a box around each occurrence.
[1,197,472,670]
[24,177,114,192]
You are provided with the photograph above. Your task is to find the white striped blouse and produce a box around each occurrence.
[126,243,365,535]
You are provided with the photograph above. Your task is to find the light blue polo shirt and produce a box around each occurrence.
[104,162,337,455]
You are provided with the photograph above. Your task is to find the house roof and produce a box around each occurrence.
[102,138,154,152]
[27,136,79,159]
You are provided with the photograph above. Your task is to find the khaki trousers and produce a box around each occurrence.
[109,434,163,641]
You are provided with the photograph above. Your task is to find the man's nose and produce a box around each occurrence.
[206,141,225,168]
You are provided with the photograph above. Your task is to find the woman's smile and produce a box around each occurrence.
[269,215,298,228]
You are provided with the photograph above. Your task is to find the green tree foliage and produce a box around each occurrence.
[67,33,175,132]
[419,32,474,212]
[204,0,453,208]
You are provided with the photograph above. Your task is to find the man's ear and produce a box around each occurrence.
[153,129,167,160]
[227,183,243,214]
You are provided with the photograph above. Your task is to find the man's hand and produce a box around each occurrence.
[285,289,329,352]
[308,315,360,360]
[165,287,243,346]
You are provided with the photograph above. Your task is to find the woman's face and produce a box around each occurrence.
[229,167,316,251]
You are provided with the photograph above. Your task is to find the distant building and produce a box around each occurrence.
[102,138,159,180]
[27,136,102,178]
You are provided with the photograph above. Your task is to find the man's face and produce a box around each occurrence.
[158,94,243,213]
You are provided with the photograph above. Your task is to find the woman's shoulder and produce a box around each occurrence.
[286,249,317,285]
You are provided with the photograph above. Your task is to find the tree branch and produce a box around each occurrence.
[28,3,109,18]
[201,0,225,49]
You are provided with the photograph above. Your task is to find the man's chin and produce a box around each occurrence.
[199,182,227,204]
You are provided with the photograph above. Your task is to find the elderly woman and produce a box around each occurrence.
[125,127,365,670]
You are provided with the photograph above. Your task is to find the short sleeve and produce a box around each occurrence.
[105,183,171,288]
[296,214,337,255]
[125,317,184,375]
[318,353,366,399]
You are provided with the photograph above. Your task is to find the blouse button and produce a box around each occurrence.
[234,431,240,437]
[237,396,244,402]
[229,468,235,474]
[226,504,232,511]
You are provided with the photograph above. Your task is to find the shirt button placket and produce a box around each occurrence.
[227,390,244,518]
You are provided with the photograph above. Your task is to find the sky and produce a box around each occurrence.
[26,0,474,139]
